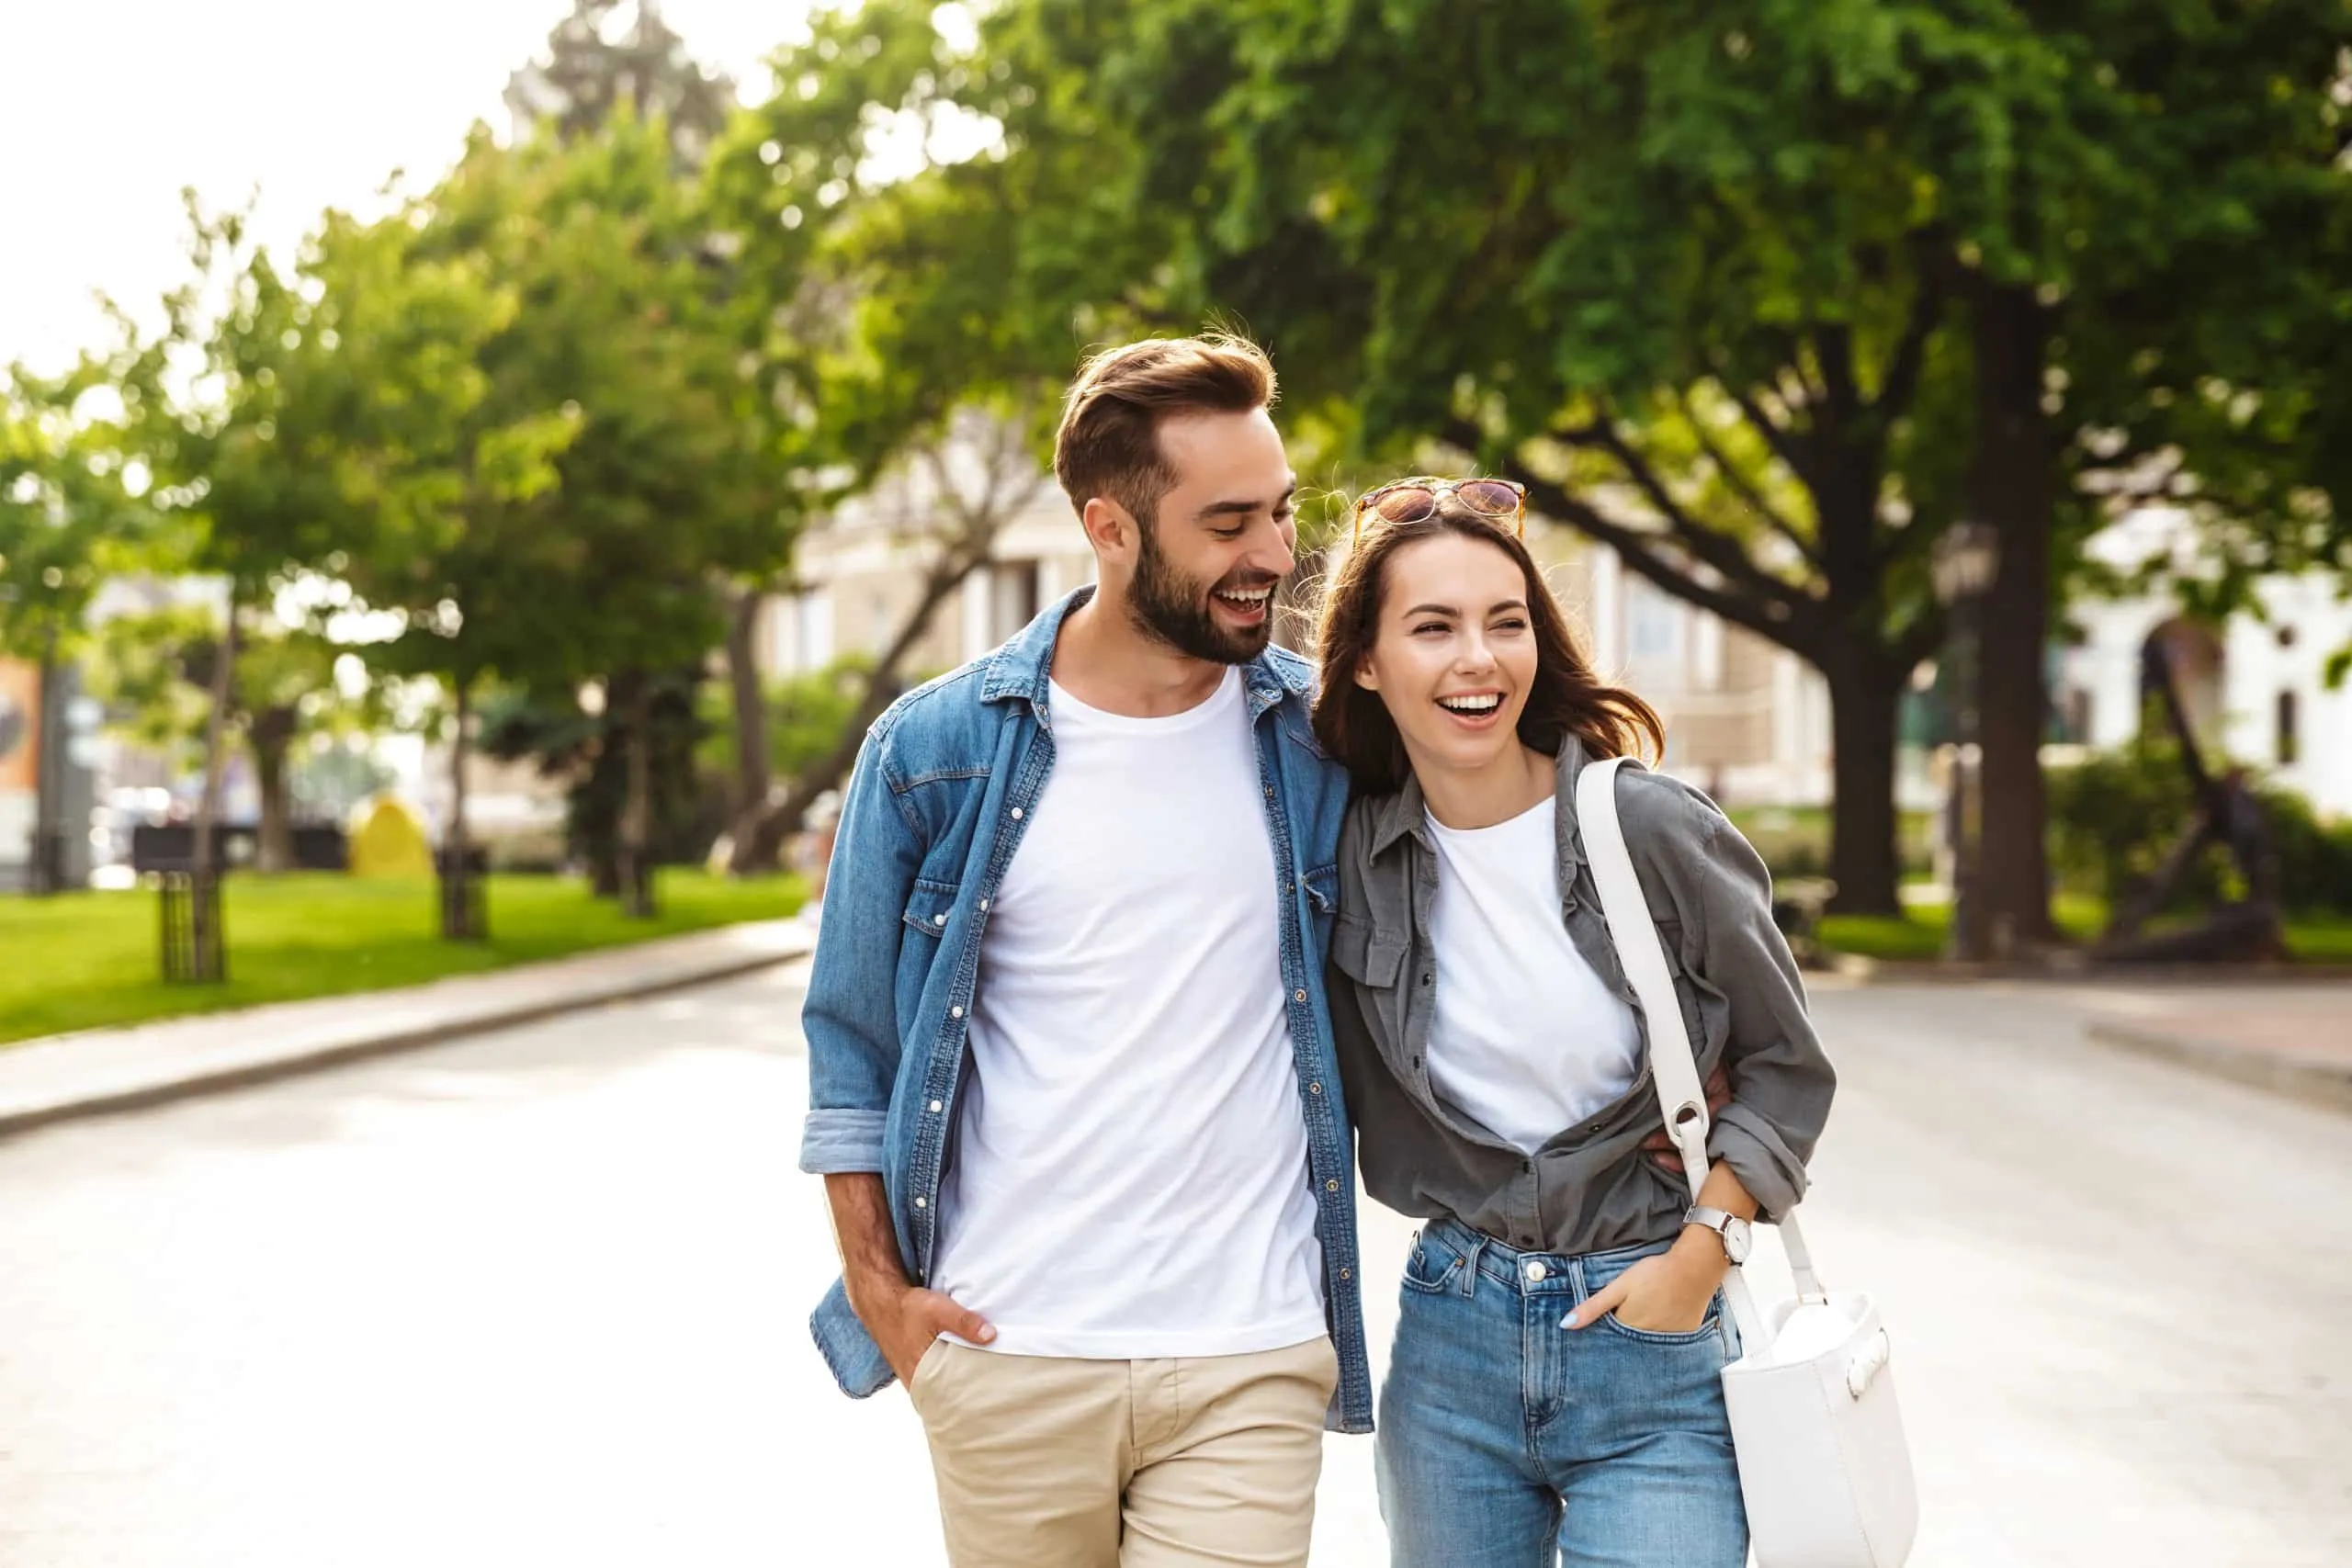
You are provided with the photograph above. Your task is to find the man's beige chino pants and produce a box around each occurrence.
[908,1336,1339,1567]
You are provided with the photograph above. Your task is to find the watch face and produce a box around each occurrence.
[1723,1217,1753,1265]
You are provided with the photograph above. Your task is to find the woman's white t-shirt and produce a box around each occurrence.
[1423,797,1643,1153]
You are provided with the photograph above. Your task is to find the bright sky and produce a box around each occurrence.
[3,0,815,376]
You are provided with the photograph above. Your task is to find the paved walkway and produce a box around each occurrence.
[0,918,813,1138]
[2042,978,2352,1111]
[2,966,2347,1566]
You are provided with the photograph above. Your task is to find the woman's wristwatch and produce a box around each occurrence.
[1683,1204,1753,1265]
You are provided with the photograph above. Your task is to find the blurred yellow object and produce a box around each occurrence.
[348,795,434,878]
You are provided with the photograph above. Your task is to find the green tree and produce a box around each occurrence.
[110,197,360,967]
[389,118,786,913]
[910,0,2352,940]
[269,192,575,934]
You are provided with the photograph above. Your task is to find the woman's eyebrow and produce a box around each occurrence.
[1401,599,1529,617]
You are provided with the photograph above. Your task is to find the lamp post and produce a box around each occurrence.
[1931,523,2000,963]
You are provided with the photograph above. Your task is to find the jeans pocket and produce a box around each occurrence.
[1596,1291,1724,1347]
[1400,1231,1464,1294]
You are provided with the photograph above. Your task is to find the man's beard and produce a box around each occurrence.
[1126,520,1282,664]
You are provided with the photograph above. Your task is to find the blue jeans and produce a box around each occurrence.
[1376,1218,1748,1568]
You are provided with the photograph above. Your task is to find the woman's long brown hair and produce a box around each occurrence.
[1311,497,1665,795]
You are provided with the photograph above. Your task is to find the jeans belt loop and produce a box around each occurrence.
[1455,1228,1487,1298]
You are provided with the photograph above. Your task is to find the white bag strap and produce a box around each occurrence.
[1575,757,1826,1337]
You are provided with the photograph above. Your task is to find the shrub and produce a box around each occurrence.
[2044,725,2352,917]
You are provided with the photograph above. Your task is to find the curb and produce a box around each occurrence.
[0,935,813,1141]
[2087,1021,2352,1115]
[1831,954,2352,985]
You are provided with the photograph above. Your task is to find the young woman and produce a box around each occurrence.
[1312,478,1837,1568]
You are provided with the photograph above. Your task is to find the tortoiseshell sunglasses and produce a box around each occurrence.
[1351,475,1527,541]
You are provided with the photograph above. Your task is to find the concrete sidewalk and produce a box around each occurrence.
[0,918,814,1139]
[2063,980,2352,1112]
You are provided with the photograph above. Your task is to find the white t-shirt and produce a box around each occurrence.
[1424,797,1643,1153]
[930,668,1327,1359]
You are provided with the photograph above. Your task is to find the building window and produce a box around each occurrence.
[2277,690,2299,766]
[1625,579,1679,661]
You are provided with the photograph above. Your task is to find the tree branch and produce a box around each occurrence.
[1560,411,1809,615]
[1673,385,1823,571]
[1875,275,1942,427]
[1724,382,1816,491]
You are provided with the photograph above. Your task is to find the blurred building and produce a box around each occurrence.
[2059,509,2352,817]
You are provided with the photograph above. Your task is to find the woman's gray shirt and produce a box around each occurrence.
[1329,739,1837,1258]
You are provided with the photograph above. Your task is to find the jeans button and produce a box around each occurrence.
[1524,1260,1547,1282]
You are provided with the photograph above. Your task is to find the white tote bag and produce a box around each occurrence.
[1577,756,1918,1568]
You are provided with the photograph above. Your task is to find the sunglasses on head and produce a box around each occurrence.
[1351,475,1527,541]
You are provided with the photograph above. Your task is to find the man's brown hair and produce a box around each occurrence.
[1053,333,1277,528]
[1312,495,1665,794]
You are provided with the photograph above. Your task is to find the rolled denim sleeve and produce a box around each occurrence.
[797,716,923,1177]
[1673,797,1837,1220]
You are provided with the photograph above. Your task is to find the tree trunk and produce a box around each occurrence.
[737,543,989,872]
[182,598,239,981]
[618,671,655,918]
[250,706,298,874]
[1967,282,2058,953]
[440,675,485,940]
[1821,651,1906,917]
[723,585,776,877]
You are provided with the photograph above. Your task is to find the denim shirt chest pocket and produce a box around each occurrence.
[898,878,961,1040]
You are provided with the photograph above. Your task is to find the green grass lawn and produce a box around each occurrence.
[0,870,807,1047]
[1818,893,2352,964]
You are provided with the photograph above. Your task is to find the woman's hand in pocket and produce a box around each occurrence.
[1563,1234,1725,1334]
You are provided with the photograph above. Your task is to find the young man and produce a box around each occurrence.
[798,333,1370,1567]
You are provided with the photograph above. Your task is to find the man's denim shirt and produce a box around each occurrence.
[797,587,1374,1434]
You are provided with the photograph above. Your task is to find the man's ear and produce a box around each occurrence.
[1080,495,1134,558]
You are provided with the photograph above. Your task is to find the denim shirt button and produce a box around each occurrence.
[950,1006,964,1019]
[913,1196,926,1209]
[1307,1081,1322,1095]
[1325,1179,1340,1192]
[928,1100,943,1112]
[1010,807,1023,819]
[1293,988,1307,1002]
